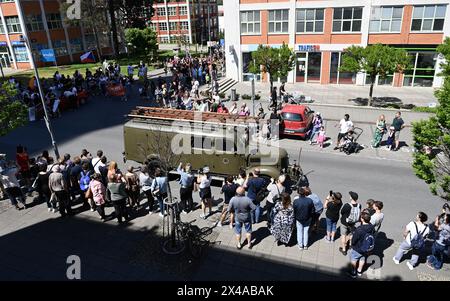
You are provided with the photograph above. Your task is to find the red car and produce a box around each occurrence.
[280,104,314,138]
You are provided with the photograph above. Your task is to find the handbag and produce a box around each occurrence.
[85,186,93,199]
[272,185,281,203]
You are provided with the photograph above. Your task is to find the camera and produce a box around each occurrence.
[329,190,333,197]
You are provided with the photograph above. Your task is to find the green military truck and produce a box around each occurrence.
[123,107,300,181]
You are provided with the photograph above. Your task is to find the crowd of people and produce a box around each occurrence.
[1,144,448,277]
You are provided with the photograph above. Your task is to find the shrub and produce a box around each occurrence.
[412,106,438,113]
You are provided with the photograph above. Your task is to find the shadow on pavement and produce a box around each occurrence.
[0,211,403,281]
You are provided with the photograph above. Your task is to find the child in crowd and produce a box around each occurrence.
[386,126,395,150]
[317,126,326,148]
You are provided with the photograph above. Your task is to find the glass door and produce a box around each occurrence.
[307,52,321,83]
[296,52,307,82]
[0,53,10,68]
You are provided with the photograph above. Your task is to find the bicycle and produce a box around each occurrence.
[174,219,213,258]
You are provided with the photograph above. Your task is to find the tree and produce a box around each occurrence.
[249,43,295,94]
[60,0,109,59]
[0,83,28,136]
[340,44,410,106]
[412,38,450,203]
[125,28,158,63]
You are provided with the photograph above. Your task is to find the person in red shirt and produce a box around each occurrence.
[217,103,229,114]
[16,145,31,189]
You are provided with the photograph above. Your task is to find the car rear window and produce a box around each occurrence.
[282,112,303,121]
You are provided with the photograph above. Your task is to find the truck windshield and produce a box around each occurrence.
[282,113,303,121]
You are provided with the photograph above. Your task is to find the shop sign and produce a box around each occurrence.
[298,45,320,52]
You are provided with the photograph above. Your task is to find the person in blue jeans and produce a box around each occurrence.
[244,168,266,224]
[427,214,450,270]
[293,187,315,250]
[309,112,323,145]
[228,186,257,249]
[324,191,343,242]
[150,168,168,217]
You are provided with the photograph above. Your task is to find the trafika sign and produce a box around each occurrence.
[66,0,81,20]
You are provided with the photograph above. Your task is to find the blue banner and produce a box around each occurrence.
[220,39,225,46]
[41,49,56,62]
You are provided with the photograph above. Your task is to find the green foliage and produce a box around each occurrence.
[340,44,410,104]
[412,106,439,113]
[249,43,295,88]
[412,38,450,202]
[0,83,28,136]
[125,28,158,63]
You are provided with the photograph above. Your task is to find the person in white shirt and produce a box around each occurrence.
[370,200,384,232]
[393,212,430,270]
[229,101,238,115]
[91,150,106,174]
[335,114,353,149]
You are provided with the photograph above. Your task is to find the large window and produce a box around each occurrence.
[26,14,44,32]
[46,13,63,30]
[167,7,176,16]
[296,8,324,33]
[369,6,403,32]
[179,6,188,16]
[70,39,82,53]
[157,7,166,16]
[240,11,261,35]
[332,7,362,32]
[159,36,169,44]
[53,40,68,56]
[13,45,28,62]
[411,5,446,32]
[5,16,21,33]
[84,34,97,50]
[159,22,167,31]
[403,51,437,87]
[0,19,4,34]
[169,22,177,30]
[180,21,189,30]
[330,52,356,84]
[268,9,289,33]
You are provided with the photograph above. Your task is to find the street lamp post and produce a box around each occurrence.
[16,0,59,160]
[21,35,60,159]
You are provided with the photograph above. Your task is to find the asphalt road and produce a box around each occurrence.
[0,86,442,243]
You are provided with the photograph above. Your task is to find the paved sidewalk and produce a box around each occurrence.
[232,82,437,107]
[1,183,449,281]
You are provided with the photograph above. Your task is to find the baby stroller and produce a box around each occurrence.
[339,127,363,155]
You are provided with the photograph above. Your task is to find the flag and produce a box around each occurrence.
[80,51,95,63]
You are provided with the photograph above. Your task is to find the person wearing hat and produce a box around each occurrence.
[197,166,212,219]
[324,191,343,242]
[309,112,323,145]
[339,191,362,255]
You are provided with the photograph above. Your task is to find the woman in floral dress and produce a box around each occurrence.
[270,192,295,246]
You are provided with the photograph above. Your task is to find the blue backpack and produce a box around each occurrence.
[79,171,91,191]
[410,222,428,250]
[360,232,375,253]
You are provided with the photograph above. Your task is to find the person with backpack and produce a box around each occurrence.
[244,168,267,224]
[78,162,94,211]
[427,214,450,270]
[348,212,375,278]
[125,166,140,209]
[393,212,430,270]
[339,191,362,256]
[293,187,315,250]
